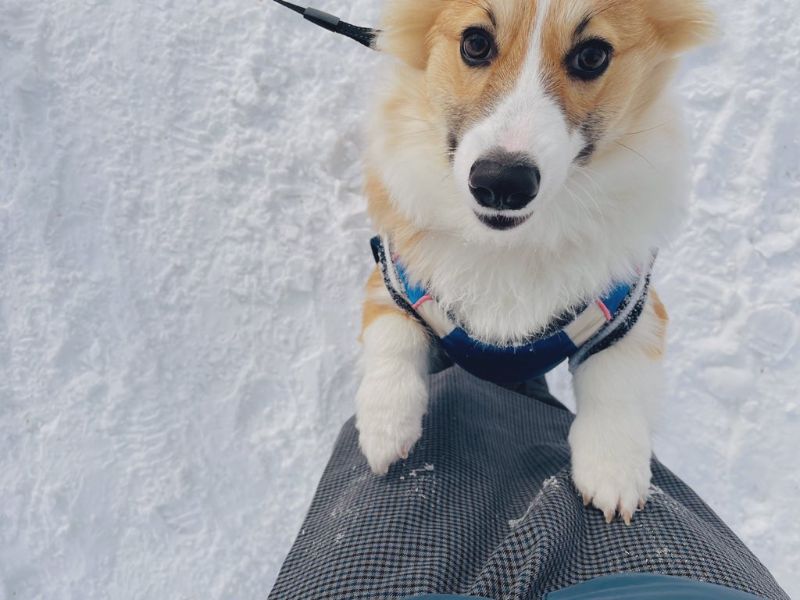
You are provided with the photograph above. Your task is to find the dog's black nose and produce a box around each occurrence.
[469,151,540,211]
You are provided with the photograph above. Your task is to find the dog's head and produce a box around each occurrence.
[369,0,713,249]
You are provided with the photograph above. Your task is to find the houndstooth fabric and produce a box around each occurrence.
[268,368,789,600]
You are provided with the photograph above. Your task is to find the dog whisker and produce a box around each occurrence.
[621,123,666,137]
[614,141,656,170]
[569,175,603,216]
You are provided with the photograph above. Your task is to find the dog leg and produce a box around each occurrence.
[569,297,666,524]
[356,281,431,474]
[356,312,430,474]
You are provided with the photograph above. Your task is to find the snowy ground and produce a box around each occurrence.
[0,0,797,598]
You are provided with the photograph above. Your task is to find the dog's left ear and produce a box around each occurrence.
[647,0,716,53]
[378,0,446,70]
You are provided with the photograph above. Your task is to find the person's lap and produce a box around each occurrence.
[268,368,788,600]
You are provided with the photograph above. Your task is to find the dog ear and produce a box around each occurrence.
[647,0,715,53]
[379,0,447,70]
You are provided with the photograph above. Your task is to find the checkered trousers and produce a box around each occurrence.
[268,368,788,600]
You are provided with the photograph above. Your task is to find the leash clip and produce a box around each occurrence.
[272,0,378,49]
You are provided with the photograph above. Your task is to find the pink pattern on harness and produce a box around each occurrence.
[413,295,433,310]
[596,300,613,322]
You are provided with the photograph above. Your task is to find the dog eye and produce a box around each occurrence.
[567,39,613,80]
[461,28,496,66]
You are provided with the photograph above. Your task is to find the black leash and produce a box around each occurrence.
[271,0,378,49]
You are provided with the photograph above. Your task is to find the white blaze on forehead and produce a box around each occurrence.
[454,0,584,206]
[496,0,557,153]
[532,0,552,59]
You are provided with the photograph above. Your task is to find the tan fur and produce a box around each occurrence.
[379,0,448,69]
[364,169,413,235]
[645,288,669,359]
[651,288,669,323]
[538,0,713,132]
[364,170,425,262]
[426,2,539,136]
[377,0,713,159]
[646,0,716,52]
[361,175,424,341]
[543,0,711,134]
[541,0,664,129]
[361,267,409,338]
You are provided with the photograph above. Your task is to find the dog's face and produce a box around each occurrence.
[372,0,712,245]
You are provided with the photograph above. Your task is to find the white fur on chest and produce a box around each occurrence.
[401,234,630,345]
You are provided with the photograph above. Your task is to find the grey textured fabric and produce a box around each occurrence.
[268,368,788,600]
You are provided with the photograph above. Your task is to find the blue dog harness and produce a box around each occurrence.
[371,236,654,385]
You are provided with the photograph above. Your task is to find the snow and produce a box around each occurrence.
[0,0,797,598]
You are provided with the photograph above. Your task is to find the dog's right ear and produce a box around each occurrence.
[646,0,716,53]
[379,0,446,70]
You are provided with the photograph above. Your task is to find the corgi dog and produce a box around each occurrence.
[357,0,712,524]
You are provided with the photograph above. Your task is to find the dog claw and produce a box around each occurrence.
[399,446,410,460]
[577,488,647,525]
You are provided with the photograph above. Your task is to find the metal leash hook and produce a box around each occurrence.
[271,0,378,49]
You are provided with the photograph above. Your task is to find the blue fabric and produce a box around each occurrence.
[402,597,490,600]
[403,574,767,600]
[403,597,491,600]
[440,327,577,385]
[600,282,631,313]
[395,259,428,306]
[544,573,768,600]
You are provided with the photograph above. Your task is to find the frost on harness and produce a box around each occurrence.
[371,236,654,385]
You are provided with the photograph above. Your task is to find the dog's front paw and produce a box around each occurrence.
[569,415,652,525]
[355,374,427,475]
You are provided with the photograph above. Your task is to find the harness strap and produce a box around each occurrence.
[568,255,655,371]
[370,235,655,381]
[370,236,432,333]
